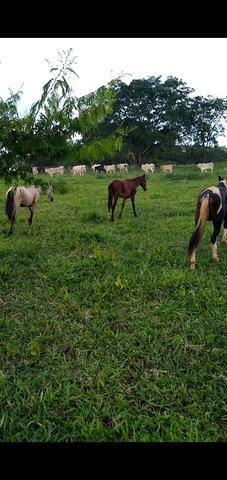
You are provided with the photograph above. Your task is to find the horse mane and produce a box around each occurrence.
[218,179,227,189]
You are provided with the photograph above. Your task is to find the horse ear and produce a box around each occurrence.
[218,175,223,182]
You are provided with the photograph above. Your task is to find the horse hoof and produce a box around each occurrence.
[212,256,220,263]
[221,239,227,247]
[189,263,195,271]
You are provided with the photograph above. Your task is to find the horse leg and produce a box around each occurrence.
[8,214,16,235]
[28,206,34,225]
[119,198,126,219]
[211,221,222,262]
[131,197,137,217]
[189,248,196,271]
[221,218,227,246]
[111,198,118,222]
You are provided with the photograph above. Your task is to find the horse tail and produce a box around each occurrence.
[188,194,209,257]
[5,187,15,220]
[108,183,114,212]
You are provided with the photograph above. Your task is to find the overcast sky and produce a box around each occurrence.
[1,37,227,145]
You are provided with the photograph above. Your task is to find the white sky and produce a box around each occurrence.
[0,37,227,145]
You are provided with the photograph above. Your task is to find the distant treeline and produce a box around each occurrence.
[80,77,227,166]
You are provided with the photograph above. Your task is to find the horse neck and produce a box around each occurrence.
[218,181,227,190]
[133,176,143,188]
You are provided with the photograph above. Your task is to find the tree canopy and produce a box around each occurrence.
[0,49,123,182]
[80,76,227,165]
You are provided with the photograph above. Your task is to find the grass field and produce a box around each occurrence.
[0,164,226,442]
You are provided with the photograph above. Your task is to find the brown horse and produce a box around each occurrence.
[107,174,147,222]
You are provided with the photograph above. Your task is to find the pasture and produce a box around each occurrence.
[0,164,226,442]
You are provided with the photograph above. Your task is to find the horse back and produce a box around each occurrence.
[123,179,136,196]
[118,179,135,196]
[110,180,125,195]
[16,186,40,207]
[198,187,224,221]
[109,178,138,198]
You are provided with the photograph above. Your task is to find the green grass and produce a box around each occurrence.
[0,164,226,442]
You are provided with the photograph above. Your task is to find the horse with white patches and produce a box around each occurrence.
[188,176,227,271]
[5,183,54,235]
[197,162,214,174]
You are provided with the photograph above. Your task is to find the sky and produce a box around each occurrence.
[0,37,227,145]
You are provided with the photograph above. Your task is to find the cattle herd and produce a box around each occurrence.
[31,161,215,177]
[32,163,130,176]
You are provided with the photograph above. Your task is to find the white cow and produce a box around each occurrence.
[71,165,86,176]
[141,163,155,174]
[116,163,129,172]
[45,166,64,177]
[104,165,116,173]
[197,162,214,174]
[160,164,173,173]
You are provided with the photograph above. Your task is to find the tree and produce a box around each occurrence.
[0,89,31,182]
[82,76,194,165]
[189,96,227,161]
[0,49,123,182]
[83,76,227,165]
[29,48,122,166]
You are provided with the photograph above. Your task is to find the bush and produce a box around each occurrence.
[52,176,69,195]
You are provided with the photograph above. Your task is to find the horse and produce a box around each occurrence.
[188,176,227,270]
[5,183,54,235]
[107,174,147,222]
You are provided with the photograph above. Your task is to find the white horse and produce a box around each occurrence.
[5,184,53,235]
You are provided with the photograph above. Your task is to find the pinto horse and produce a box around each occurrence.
[107,174,147,222]
[188,176,227,270]
[5,183,54,235]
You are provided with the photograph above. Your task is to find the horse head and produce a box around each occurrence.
[37,182,54,201]
[218,176,227,188]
